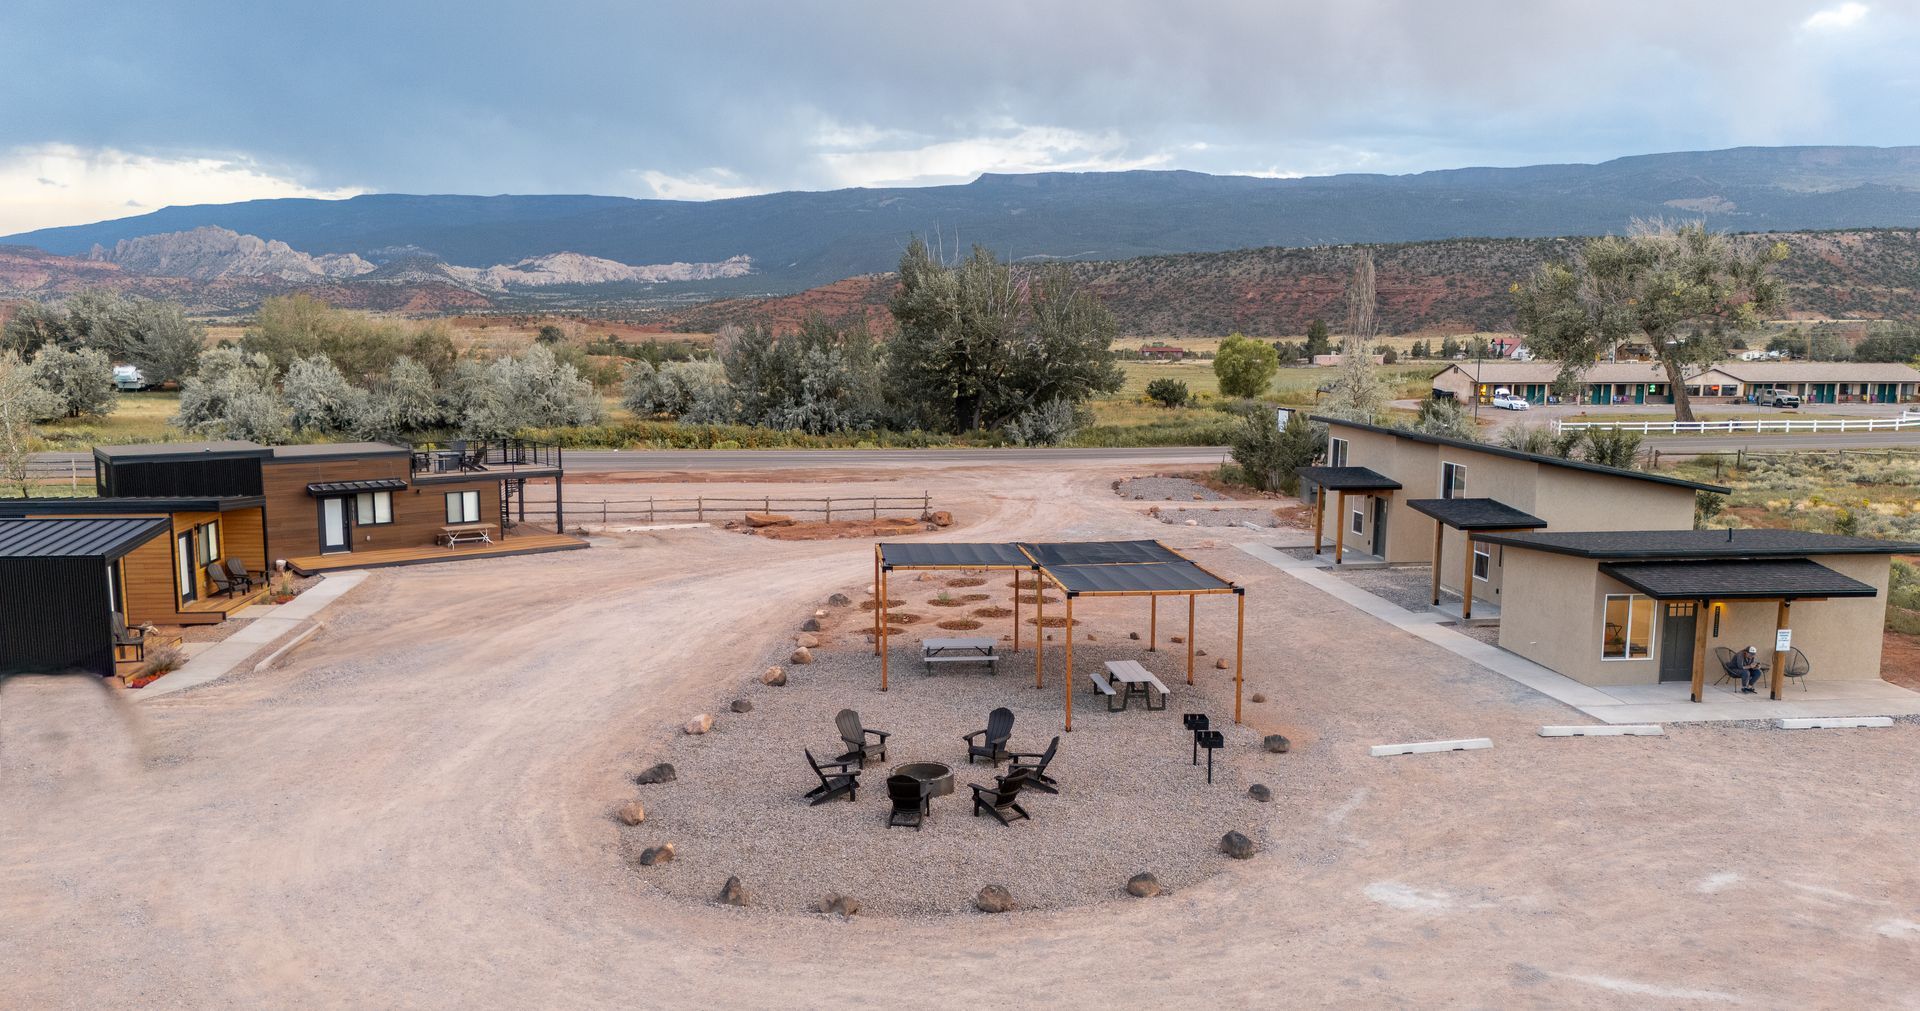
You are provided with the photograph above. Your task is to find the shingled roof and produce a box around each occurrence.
[1406,498,1547,531]
[1474,528,1920,559]
[1599,559,1879,600]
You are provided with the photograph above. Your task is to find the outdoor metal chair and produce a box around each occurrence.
[206,563,238,598]
[886,774,929,830]
[963,707,1015,766]
[969,771,1031,826]
[110,612,144,662]
[1006,736,1060,794]
[1711,647,1766,687]
[803,749,860,806]
[834,709,890,768]
[1783,647,1811,690]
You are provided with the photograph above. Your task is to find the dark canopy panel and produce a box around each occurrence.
[1295,466,1403,492]
[1599,559,1878,600]
[1479,528,1920,559]
[307,478,409,496]
[0,516,170,559]
[0,495,265,516]
[880,542,1035,569]
[1407,498,1547,530]
[1017,540,1185,566]
[1044,561,1237,596]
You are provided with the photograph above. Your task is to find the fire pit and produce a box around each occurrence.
[892,761,955,799]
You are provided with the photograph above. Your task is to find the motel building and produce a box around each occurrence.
[1430,360,1920,406]
[1297,418,1916,700]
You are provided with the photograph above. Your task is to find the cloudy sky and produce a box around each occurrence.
[0,0,1914,233]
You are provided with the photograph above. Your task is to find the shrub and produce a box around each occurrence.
[1229,409,1323,493]
[1144,377,1190,408]
[1004,398,1092,447]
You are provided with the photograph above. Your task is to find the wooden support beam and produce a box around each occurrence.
[1313,484,1325,555]
[1771,599,1790,700]
[1035,579,1044,688]
[1064,595,1075,732]
[1149,595,1157,652]
[1431,520,1444,605]
[1333,490,1348,564]
[1690,599,1711,703]
[1461,533,1475,620]
[1186,594,1196,685]
[879,565,890,690]
[1013,568,1021,654]
[1234,591,1245,725]
[872,547,881,656]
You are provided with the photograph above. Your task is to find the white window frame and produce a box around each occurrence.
[1441,461,1466,500]
[1328,436,1349,467]
[1350,506,1364,535]
[196,520,220,565]
[1601,593,1655,661]
[445,490,481,524]
[1473,546,1491,581]
[356,490,394,526]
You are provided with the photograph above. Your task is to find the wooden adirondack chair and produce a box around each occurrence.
[963,707,1015,766]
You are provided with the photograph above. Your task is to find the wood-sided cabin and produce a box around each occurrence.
[0,516,173,677]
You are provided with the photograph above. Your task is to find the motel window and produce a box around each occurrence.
[1328,437,1349,467]
[1441,462,1466,500]
[355,490,394,525]
[1350,507,1364,535]
[1473,546,1491,581]
[1601,593,1655,660]
[196,521,220,565]
[445,490,481,524]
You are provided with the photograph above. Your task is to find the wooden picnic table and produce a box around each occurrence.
[1101,660,1170,711]
[922,636,998,673]
[438,523,496,547]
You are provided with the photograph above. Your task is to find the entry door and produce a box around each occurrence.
[319,497,351,554]
[1657,602,1697,682]
[1371,497,1388,557]
[176,530,197,603]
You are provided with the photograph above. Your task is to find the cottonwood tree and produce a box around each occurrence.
[1320,251,1389,422]
[27,345,118,418]
[173,347,291,442]
[356,356,445,439]
[1213,333,1279,398]
[886,239,1121,434]
[0,352,62,495]
[285,355,367,434]
[458,345,603,436]
[1514,220,1787,422]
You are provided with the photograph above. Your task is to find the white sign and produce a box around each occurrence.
[1275,408,1293,429]
[1775,629,1792,652]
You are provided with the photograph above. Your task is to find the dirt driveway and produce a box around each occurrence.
[4,459,1918,1007]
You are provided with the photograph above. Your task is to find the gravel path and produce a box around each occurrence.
[1332,566,1444,614]
[1116,476,1226,501]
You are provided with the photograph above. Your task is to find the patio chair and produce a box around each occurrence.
[803,749,860,806]
[222,558,255,593]
[1783,647,1811,691]
[969,771,1032,826]
[206,563,238,598]
[886,774,929,830]
[1006,736,1060,794]
[1711,647,1766,687]
[963,707,1015,766]
[834,709,890,768]
[110,612,144,662]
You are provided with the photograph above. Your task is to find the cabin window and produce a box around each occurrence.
[445,490,481,524]
[1350,506,1364,535]
[196,521,220,565]
[1328,437,1349,467]
[1602,593,1655,660]
[1473,546,1491,581]
[355,490,394,525]
[1441,462,1467,499]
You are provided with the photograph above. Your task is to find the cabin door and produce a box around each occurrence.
[176,530,197,603]
[1657,602,1697,682]
[319,496,351,554]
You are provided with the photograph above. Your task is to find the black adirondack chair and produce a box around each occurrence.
[970,771,1031,825]
[222,557,255,593]
[835,709,890,768]
[206,563,238,598]
[963,707,1015,766]
[887,774,929,830]
[110,612,145,662]
[803,749,860,806]
[1006,736,1060,794]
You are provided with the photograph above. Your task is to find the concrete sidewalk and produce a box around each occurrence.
[138,572,367,700]
[1239,543,1920,724]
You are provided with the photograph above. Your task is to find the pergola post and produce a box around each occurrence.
[1431,520,1445,605]
[872,547,881,656]
[1064,594,1075,732]
[1234,590,1245,724]
[1186,593,1195,685]
[1034,580,1044,688]
[1690,598,1711,703]
[1333,490,1348,564]
[1313,484,1325,555]
[1013,568,1021,653]
[1461,533,1475,620]
[1771,599,1791,700]
[879,564,890,690]
[1149,596,1157,651]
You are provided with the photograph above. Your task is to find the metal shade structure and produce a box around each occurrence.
[873,539,1247,730]
[305,478,408,496]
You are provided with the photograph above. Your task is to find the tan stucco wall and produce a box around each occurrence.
[1498,547,1895,686]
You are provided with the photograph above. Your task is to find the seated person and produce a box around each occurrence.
[1735,645,1766,693]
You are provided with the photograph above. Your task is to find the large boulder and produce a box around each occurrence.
[683,714,713,735]
[820,892,862,917]
[974,884,1015,913]
[730,699,753,714]
[1263,734,1291,754]
[761,666,788,686]
[717,875,747,907]
[634,763,677,785]
[827,593,852,606]
[638,843,676,866]
[744,512,794,528]
[789,647,814,665]
[801,617,822,633]
[1125,872,1164,898]
[1214,658,1230,670]
[614,800,647,825]
[926,510,955,527]
[1248,784,1272,803]
[1250,693,1268,704]
[1220,831,1257,860]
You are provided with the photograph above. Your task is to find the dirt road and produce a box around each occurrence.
[4,461,1918,1007]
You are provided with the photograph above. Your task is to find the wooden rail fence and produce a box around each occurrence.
[528,493,935,525]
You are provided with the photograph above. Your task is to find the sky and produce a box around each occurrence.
[0,0,1915,234]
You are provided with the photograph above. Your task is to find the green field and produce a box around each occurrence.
[1117,360,1440,406]
[31,393,183,450]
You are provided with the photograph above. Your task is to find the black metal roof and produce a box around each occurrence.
[1017,540,1187,566]
[1600,559,1878,600]
[306,478,409,496]
[1296,466,1404,492]
[1311,416,1731,493]
[879,542,1036,569]
[1406,497,1548,531]
[1474,528,1920,559]
[0,495,265,516]
[0,516,170,559]
[1044,561,1238,596]
[272,442,410,460]
[93,440,271,462]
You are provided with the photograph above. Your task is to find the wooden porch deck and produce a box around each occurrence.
[284,531,588,575]
[176,583,270,622]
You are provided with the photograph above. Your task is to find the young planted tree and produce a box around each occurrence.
[1514,220,1787,422]
[1320,251,1389,423]
[1213,333,1279,398]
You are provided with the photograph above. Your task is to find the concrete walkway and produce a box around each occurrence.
[137,573,368,700]
[1239,543,1920,724]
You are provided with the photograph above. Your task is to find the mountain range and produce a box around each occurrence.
[10,145,1920,297]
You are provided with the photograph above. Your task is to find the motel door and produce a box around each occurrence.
[1657,602,1697,682]
[1370,497,1388,557]
[319,496,351,554]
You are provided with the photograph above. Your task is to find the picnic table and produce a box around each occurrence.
[1098,660,1170,711]
[922,637,998,673]
[438,523,496,547]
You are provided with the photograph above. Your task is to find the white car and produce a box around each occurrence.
[1490,392,1530,411]
[112,364,146,391]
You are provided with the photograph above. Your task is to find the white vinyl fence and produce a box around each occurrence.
[1554,414,1920,435]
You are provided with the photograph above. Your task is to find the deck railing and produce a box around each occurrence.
[409,439,563,476]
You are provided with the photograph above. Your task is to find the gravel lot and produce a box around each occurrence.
[1116,476,1226,501]
[1332,565,1444,614]
[1154,507,1280,528]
